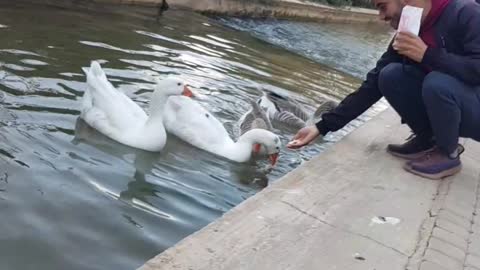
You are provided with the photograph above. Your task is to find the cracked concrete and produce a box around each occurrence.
[138,108,480,270]
[281,200,409,257]
[406,180,451,270]
[409,143,480,270]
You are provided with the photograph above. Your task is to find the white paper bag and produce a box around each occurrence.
[398,5,423,36]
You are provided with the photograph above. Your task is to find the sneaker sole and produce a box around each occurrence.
[387,148,434,160]
[403,163,462,180]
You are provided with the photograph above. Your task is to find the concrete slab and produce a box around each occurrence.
[11,0,382,24]
[139,108,446,270]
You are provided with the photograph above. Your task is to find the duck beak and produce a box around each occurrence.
[253,143,261,154]
[269,153,279,166]
[182,85,194,97]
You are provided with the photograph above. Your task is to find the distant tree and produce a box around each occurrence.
[351,0,375,8]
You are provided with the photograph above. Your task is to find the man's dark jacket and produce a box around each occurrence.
[316,0,480,135]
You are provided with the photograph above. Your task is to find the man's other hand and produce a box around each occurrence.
[393,32,428,63]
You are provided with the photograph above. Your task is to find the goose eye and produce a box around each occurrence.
[205,114,209,118]
[177,83,181,86]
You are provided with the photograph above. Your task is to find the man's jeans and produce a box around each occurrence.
[378,63,480,155]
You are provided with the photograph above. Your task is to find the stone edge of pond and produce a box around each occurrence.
[178,0,381,24]
[9,0,383,24]
[137,108,480,270]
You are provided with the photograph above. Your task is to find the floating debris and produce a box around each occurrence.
[354,253,366,261]
[371,216,401,225]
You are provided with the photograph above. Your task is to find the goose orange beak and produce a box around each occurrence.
[253,143,261,154]
[182,85,194,97]
[269,153,279,166]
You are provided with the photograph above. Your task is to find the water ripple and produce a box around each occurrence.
[0,6,389,270]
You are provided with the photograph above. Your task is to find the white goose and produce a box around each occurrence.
[163,96,281,165]
[80,61,193,152]
[258,90,338,129]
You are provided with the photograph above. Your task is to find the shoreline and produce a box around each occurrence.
[9,0,383,24]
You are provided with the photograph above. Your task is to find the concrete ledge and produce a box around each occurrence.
[138,108,480,270]
[169,0,380,24]
[8,0,381,24]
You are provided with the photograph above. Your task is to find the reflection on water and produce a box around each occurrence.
[219,17,393,79]
[0,2,388,270]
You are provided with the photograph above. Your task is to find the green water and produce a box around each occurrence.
[0,3,389,270]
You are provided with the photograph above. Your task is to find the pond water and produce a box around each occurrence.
[0,3,390,270]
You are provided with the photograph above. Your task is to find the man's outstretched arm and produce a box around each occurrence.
[288,43,401,149]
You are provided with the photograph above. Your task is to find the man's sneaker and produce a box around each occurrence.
[403,145,465,180]
[387,135,435,160]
